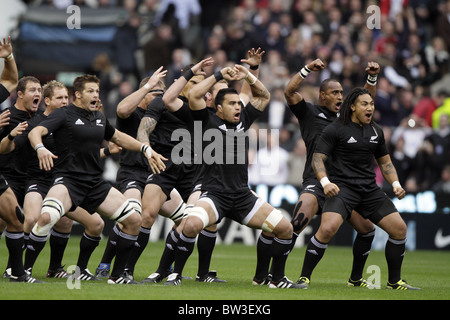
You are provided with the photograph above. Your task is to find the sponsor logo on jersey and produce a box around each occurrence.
[347,136,357,143]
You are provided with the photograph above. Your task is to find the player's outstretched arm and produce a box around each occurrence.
[284,58,325,106]
[117,66,167,119]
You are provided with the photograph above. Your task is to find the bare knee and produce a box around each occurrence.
[183,216,203,238]
[85,216,104,237]
[141,208,157,228]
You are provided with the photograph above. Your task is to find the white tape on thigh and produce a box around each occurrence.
[128,198,142,215]
[32,197,64,237]
[185,206,209,229]
[110,200,136,223]
[170,202,186,222]
[262,209,283,233]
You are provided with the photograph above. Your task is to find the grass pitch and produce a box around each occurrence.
[1,236,449,304]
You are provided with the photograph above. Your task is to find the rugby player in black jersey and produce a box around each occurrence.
[0,37,39,283]
[27,74,166,284]
[279,59,381,288]
[162,64,305,289]
[138,57,226,283]
[310,87,420,290]
[1,80,107,281]
[95,67,186,279]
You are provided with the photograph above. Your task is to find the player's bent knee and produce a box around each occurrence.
[32,197,65,237]
[87,216,104,236]
[185,206,209,230]
[262,209,284,233]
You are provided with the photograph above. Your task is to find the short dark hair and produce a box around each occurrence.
[214,87,238,107]
[72,74,99,96]
[319,78,340,93]
[17,76,40,94]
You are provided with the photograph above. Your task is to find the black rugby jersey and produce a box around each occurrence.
[145,95,190,159]
[38,103,115,177]
[0,105,41,179]
[14,112,55,181]
[191,102,261,193]
[116,106,148,170]
[0,83,10,104]
[315,120,388,185]
[288,99,337,181]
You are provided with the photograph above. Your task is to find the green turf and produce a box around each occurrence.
[1,236,449,301]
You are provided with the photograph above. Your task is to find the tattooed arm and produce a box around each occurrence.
[232,64,271,112]
[137,116,157,145]
[312,152,340,198]
[376,154,406,199]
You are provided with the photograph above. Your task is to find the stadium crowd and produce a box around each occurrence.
[2,0,449,192]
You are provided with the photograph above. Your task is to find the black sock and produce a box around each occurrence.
[197,229,217,277]
[350,229,375,281]
[48,228,70,271]
[385,237,406,284]
[254,233,273,280]
[300,235,328,280]
[4,230,25,277]
[270,237,292,282]
[156,229,179,274]
[110,228,137,278]
[77,232,101,271]
[98,224,121,267]
[173,232,196,275]
[24,232,48,270]
[126,226,151,273]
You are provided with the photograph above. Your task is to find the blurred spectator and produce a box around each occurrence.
[391,114,432,190]
[373,77,398,127]
[88,53,122,121]
[433,164,450,194]
[419,113,450,190]
[395,88,416,123]
[297,10,323,42]
[143,23,174,75]
[262,21,286,56]
[424,36,450,84]
[435,0,450,50]
[248,131,289,186]
[431,96,450,129]
[412,89,448,127]
[112,13,140,83]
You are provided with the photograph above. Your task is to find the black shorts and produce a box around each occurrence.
[146,161,196,202]
[116,165,148,194]
[300,177,327,214]
[25,179,52,198]
[322,182,397,224]
[51,174,112,214]
[3,175,26,207]
[196,189,264,225]
[0,175,9,196]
